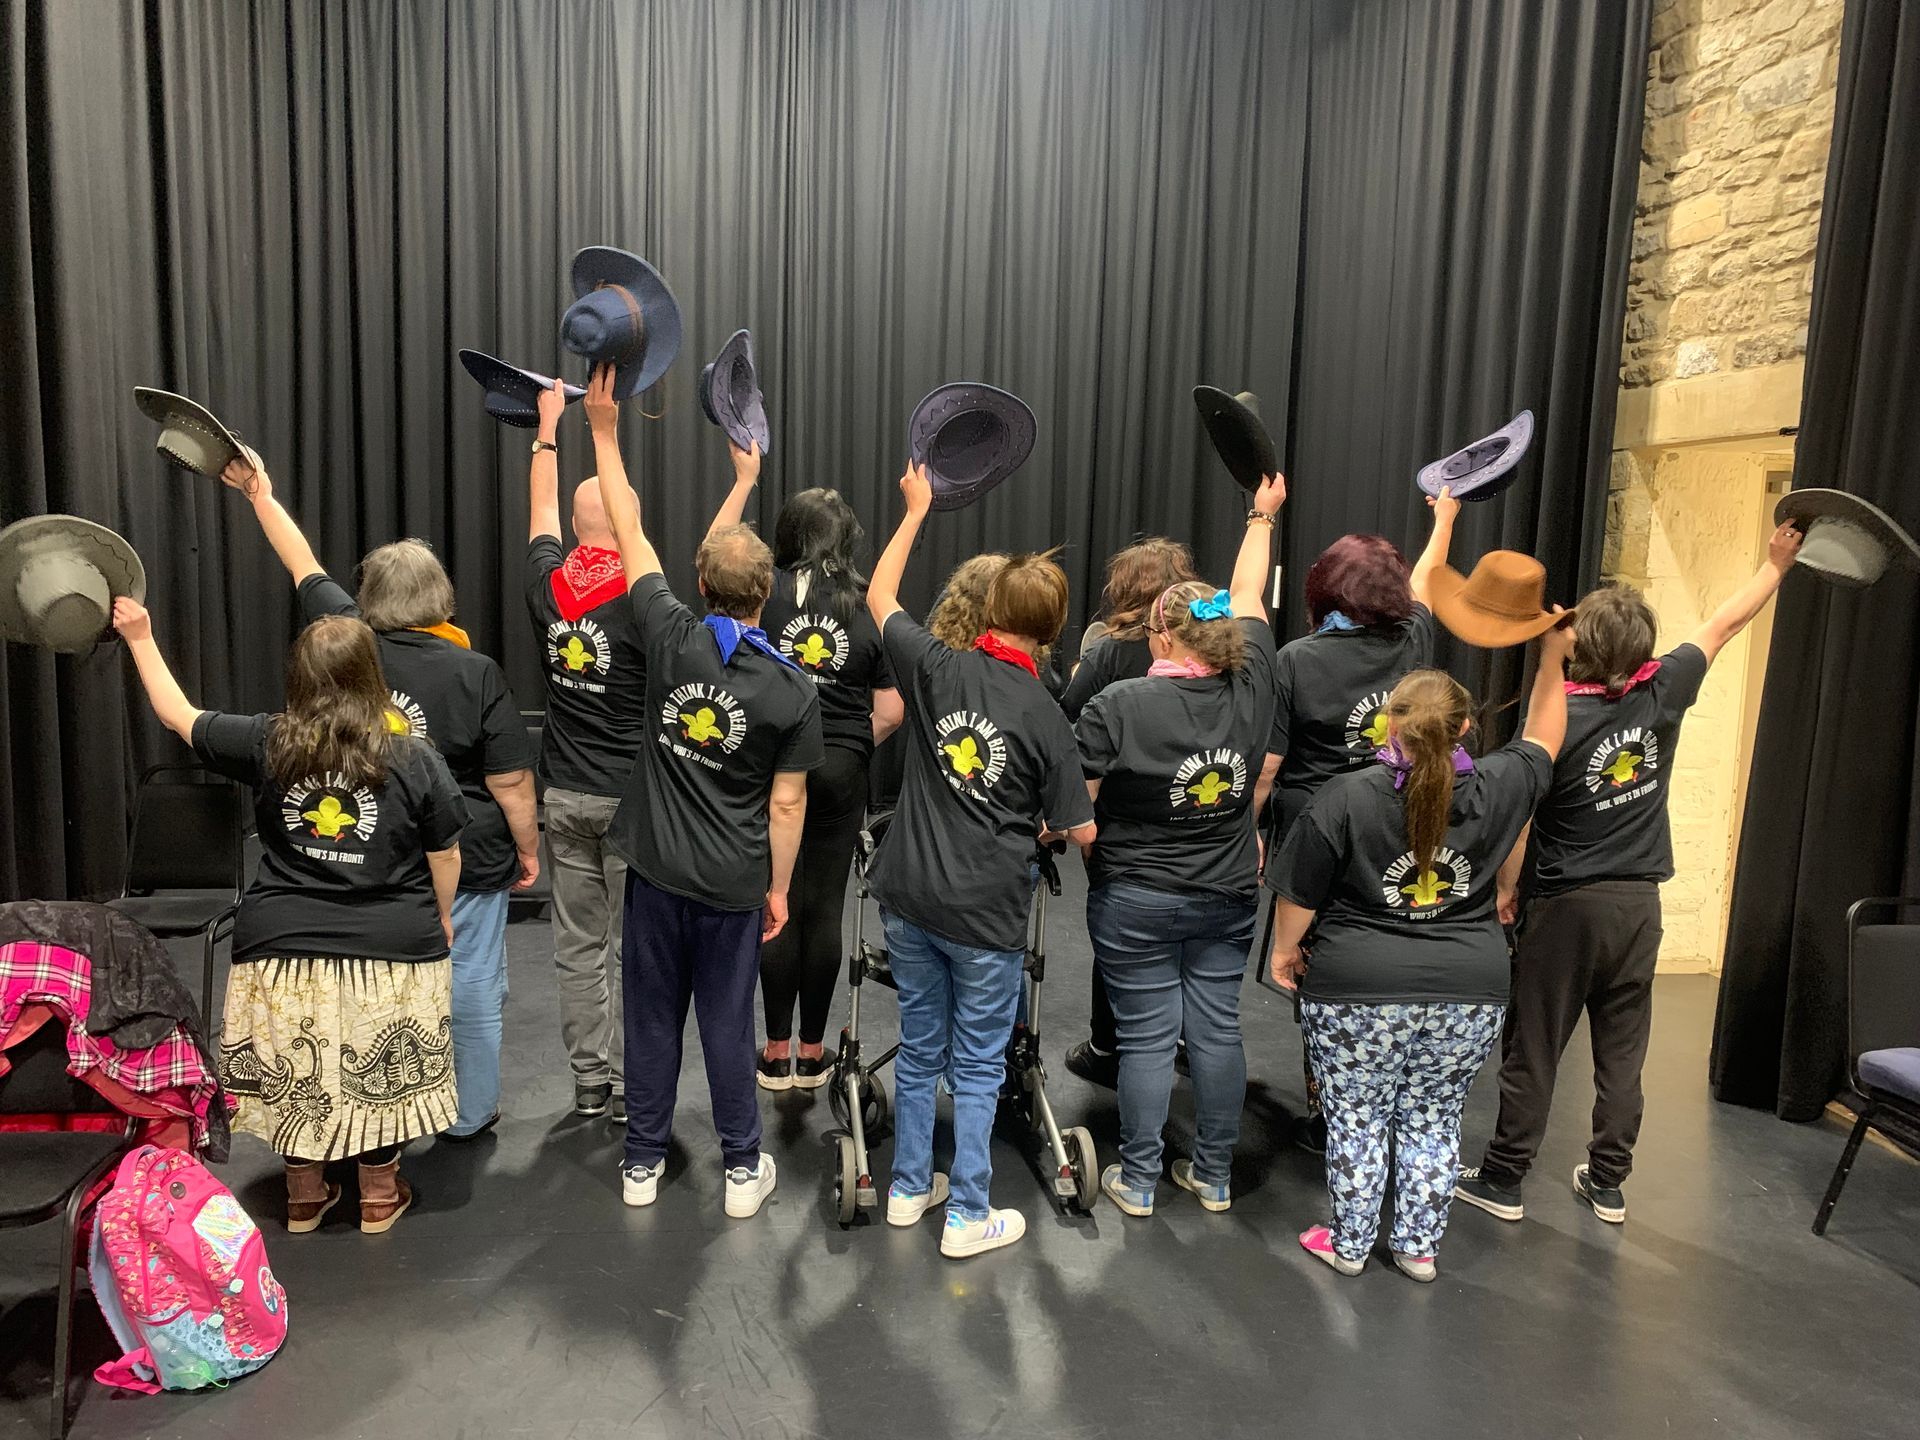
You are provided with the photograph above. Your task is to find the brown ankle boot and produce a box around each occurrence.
[285,1161,340,1233]
[358,1156,414,1234]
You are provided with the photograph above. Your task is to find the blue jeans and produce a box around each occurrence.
[1088,882,1254,1190]
[882,911,1023,1221]
[447,888,510,1135]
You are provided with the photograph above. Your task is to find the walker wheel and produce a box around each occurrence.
[829,1072,890,1138]
[835,1134,858,1228]
[1064,1126,1099,1214]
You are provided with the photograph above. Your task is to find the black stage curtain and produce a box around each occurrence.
[1287,0,1650,735]
[0,0,1648,901]
[1710,0,1920,1122]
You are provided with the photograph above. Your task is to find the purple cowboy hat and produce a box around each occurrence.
[1417,410,1534,500]
[458,350,585,429]
[700,329,771,456]
[909,383,1036,512]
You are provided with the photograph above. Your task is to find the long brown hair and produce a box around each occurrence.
[1151,581,1247,671]
[264,616,396,790]
[1102,538,1198,640]
[1384,670,1472,877]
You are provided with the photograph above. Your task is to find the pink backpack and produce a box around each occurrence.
[87,1145,288,1393]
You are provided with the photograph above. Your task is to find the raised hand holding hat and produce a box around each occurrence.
[1427,550,1563,647]
[1772,488,1919,588]
[0,515,147,654]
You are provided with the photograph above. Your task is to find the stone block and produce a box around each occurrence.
[1669,292,1708,333]
[1645,112,1688,158]
[1771,279,1807,322]
[1732,326,1806,368]
[1707,251,1750,286]
[1667,193,1728,247]
[1756,104,1812,141]
[1669,165,1715,202]
[1749,0,1812,38]
[1724,155,1777,189]
[1633,223,1666,261]
[1659,38,1694,81]
[1724,36,1793,87]
[1729,186,1779,226]
[1706,281,1767,331]
[1686,95,1731,148]
[1738,52,1824,112]
[1780,124,1832,177]
[1624,306,1661,342]
[1781,173,1827,213]
[1666,247,1712,293]
[1676,339,1723,377]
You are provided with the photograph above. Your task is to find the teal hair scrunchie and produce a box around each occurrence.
[1187,588,1233,621]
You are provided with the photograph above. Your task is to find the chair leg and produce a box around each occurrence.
[203,927,217,1039]
[1813,1105,1875,1236]
[51,1180,88,1439]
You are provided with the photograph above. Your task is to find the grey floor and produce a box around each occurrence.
[4,865,1918,1440]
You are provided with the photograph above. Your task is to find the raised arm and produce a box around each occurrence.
[224,459,324,586]
[867,462,932,629]
[706,440,762,538]
[1687,521,1804,666]
[1409,486,1461,609]
[111,598,203,743]
[529,378,566,543]
[584,364,662,584]
[1520,617,1577,762]
[1230,473,1287,620]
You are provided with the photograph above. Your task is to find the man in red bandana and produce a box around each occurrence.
[524,380,653,1123]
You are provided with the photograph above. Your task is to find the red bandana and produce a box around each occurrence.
[1565,659,1661,697]
[550,545,626,623]
[973,632,1039,679]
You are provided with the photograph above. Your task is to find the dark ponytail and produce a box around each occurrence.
[772,488,867,626]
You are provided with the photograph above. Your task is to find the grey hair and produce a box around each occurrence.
[356,539,456,631]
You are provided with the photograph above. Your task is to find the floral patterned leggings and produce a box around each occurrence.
[1300,1000,1505,1263]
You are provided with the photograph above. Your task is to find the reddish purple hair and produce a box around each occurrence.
[1303,534,1415,628]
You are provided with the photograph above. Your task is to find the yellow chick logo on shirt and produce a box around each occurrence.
[1187,771,1232,807]
[558,636,594,673]
[680,707,725,746]
[1601,749,1642,787]
[383,708,409,736]
[1400,870,1451,907]
[944,735,986,778]
[302,794,358,840]
[795,632,834,669]
[1360,711,1390,749]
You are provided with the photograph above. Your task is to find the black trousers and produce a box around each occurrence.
[1479,880,1662,1191]
[759,745,868,1044]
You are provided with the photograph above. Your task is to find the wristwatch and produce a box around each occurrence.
[531,439,558,455]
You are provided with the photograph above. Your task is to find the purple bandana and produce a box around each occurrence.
[1375,737,1475,791]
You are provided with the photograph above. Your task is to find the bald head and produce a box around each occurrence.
[697,523,774,622]
[571,478,613,546]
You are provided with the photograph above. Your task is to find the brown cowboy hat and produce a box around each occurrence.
[1428,550,1563,647]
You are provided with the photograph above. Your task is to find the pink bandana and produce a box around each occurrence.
[1147,656,1219,679]
[1565,660,1661,697]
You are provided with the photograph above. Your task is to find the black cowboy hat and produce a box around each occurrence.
[909,383,1037,512]
[133,388,261,478]
[699,330,771,456]
[1417,410,1534,501]
[1193,386,1277,494]
[1774,489,1920,588]
[559,247,683,401]
[0,515,147,654]
[458,350,586,429]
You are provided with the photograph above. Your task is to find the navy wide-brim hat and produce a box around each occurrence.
[699,329,771,456]
[458,350,585,429]
[1193,386,1277,494]
[909,383,1037,513]
[1774,488,1920,588]
[560,247,683,401]
[1417,410,1534,500]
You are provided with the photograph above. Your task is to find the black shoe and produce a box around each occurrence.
[574,1082,613,1118]
[1454,1166,1524,1221]
[1064,1040,1119,1090]
[609,1090,626,1124]
[441,1112,499,1144]
[756,1051,794,1092]
[1291,1113,1327,1155]
[1573,1164,1626,1224]
[792,1048,837,1090]
[1173,1039,1191,1077]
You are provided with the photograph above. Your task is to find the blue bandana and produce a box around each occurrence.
[1317,610,1363,634]
[703,614,799,671]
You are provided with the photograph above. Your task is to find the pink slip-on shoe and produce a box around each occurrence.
[1299,1225,1365,1276]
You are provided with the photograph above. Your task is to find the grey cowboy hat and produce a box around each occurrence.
[909,383,1037,512]
[1774,489,1920,588]
[0,515,147,654]
[133,388,260,478]
[699,329,772,456]
[559,247,683,402]
[1417,410,1534,500]
[458,350,586,429]
[1193,387,1278,494]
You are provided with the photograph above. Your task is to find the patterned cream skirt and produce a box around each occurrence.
[219,956,457,1161]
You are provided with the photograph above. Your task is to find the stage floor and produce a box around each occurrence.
[5,869,1918,1440]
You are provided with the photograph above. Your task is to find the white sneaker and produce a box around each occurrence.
[886,1173,950,1227]
[622,1161,662,1208]
[724,1155,777,1218]
[940,1207,1026,1258]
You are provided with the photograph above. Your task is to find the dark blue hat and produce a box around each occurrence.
[1417,410,1534,501]
[909,383,1036,513]
[1193,386,1277,493]
[559,247,683,401]
[458,350,584,429]
[700,329,771,456]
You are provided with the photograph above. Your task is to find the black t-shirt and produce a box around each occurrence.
[759,569,895,759]
[1527,644,1710,898]
[523,537,649,796]
[1270,607,1438,838]
[298,576,534,892]
[1267,742,1553,1005]
[1076,619,1277,901]
[1061,635,1153,722]
[192,712,466,963]
[606,574,825,912]
[871,614,1095,952]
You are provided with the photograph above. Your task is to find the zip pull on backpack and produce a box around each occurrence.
[88,1144,288,1393]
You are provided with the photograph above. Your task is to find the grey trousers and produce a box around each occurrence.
[545,786,626,1087]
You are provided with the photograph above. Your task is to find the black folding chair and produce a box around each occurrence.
[106,764,244,1032]
[1813,897,1920,1235]
[0,1016,138,1438]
